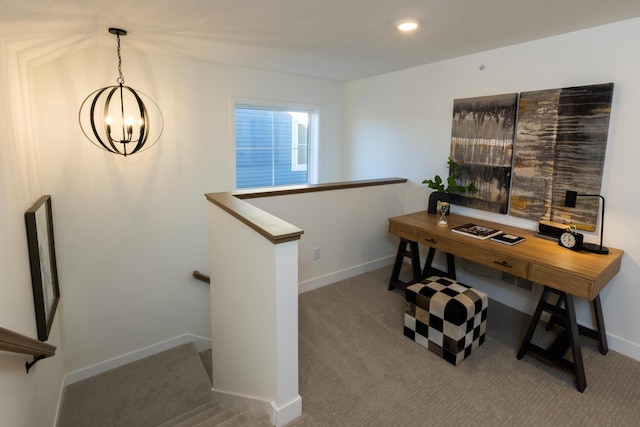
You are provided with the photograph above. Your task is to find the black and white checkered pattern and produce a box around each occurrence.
[404,276,488,365]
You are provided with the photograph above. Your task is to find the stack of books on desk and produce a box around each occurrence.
[451,223,502,240]
[490,233,525,245]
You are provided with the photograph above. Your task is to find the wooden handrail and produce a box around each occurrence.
[232,177,408,199]
[193,270,210,284]
[205,177,407,244]
[0,326,56,373]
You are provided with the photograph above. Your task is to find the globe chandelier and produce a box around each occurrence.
[79,28,163,157]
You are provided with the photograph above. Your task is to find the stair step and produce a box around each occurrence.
[242,414,274,427]
[195,409,257,427]
[158,401,231,427]
[192,406,242,426]
[59,343,214,427]
[59,342,279,427]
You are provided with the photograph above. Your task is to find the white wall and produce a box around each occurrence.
[344,18,640,359]
[0,34,67,427]
[248,183,406,292]
[209,203,301,426]
[29,46,345,375]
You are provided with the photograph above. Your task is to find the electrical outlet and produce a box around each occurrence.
[313,247,321,260]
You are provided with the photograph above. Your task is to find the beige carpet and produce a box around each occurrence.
[58,342,213,427]
[57,267,640,426]
[290,266,640,426]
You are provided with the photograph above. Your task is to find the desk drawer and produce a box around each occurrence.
[475,252,529,278]
[529,264,593,299]
[417,230,458,253]
[389,222,418,241]
[418,230,529,278]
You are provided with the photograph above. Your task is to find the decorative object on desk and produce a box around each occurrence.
[424,157,477,214]
[564,190,609,254]
[451,223,502,240]
[25,195,60,341]
[537,219,566,241]
[510,83,614,226]
[558,225,584,251]
[448,93,518,214]
[438,202,450,226]
[427,191,450,215]
[491,233,525,245]
[79,28,164,157]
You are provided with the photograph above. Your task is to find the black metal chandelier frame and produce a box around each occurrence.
[79,28,163,157]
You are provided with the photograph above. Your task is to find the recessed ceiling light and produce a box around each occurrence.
[398,21,419,32]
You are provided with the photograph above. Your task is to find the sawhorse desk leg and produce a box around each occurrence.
[517,287,608,392]
[422,247,456,280]
[388,238,422,290]
[388,241,457,291]
[546,294,608,355]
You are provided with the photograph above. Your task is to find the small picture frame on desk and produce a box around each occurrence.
[25,195,60,342]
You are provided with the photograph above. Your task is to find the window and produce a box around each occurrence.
[234,103,316,189]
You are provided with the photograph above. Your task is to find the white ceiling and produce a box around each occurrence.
[3,0,640,81]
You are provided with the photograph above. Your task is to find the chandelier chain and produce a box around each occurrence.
[116,34,125,85]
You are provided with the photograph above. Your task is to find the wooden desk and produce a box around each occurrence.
[388,211,623,392]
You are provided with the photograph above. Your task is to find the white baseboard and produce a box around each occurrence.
[298,255,395,294]
[64,333,211,385]
[271,395,303,427]
[54,373,66,427]
[607,333,640,361]
[211,388,271,420]
[212,388,302,427]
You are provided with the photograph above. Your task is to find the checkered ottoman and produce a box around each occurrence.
[404,276,488,365]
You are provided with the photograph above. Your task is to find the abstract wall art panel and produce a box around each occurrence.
[449,93,518,214]
[509,83,614,230]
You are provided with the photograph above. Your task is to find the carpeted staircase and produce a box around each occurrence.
[157,401,271,427]
[58,343,273,427]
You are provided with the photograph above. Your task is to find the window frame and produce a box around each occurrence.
[231,98,319,190]
[290,114,308,172]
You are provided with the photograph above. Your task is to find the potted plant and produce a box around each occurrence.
[423,157,477,214]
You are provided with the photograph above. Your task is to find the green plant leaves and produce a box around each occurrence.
[422,157,477,194]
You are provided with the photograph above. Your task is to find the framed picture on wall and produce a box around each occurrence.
[509,83,614,229]
[449,93,518,214]
[25,195,60,341]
